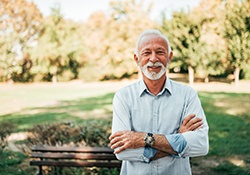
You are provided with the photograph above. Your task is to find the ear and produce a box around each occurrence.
[168,51,173,62]
[134,54,139,64]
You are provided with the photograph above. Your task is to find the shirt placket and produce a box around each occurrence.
[152,96,158,175]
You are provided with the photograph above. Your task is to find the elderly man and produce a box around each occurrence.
[109,29,209,175]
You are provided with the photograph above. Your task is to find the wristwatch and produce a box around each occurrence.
[143,133,155,147]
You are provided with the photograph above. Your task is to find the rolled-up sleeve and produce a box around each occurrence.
[165,134,187,157]
[179,90,209,157]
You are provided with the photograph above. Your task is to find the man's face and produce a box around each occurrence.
[136,34,171,80]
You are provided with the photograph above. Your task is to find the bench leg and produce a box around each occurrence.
[38,165,43,175]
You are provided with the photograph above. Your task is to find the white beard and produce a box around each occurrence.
[139,61,167,80]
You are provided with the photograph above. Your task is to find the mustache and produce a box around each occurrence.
[146,62,164,67]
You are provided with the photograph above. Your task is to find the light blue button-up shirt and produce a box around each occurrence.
[111,78,209,175]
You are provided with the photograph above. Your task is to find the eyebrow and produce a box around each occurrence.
[156,48,167,52]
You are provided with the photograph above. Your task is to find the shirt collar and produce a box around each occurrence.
[138,77,172,97]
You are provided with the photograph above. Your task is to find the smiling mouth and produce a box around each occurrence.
[148,66,161,71]
[148,65,161,69]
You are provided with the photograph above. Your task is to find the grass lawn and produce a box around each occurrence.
[0,81,250,175]
[192,92,250,175]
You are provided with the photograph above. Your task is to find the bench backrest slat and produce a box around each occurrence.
[31,152,117,160]
[32,146,114,154]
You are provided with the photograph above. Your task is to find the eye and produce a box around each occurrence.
[156,51,166,55]
[142,51,151,56]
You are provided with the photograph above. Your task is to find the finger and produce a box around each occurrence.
[111,140,125,150]
[196,125,203,130]
[110,133,128,146]
[109,131,124,140]
[182,114,196,126]
[110,136,120,146]
[189,121,203,131]
[114,146,126,154]
[186,117,202,128]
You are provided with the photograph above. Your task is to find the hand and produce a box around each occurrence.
[179,114,203,133]
[151,150,170,161]
[109,130,144,154]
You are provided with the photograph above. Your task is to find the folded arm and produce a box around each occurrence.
[110,90,209,162]
[109,114,204,161]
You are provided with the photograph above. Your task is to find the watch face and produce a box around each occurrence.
[147,136,154,143]
[144,133,154,146]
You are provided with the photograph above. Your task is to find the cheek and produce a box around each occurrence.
[160,57,169,67]
[138,58,148,67]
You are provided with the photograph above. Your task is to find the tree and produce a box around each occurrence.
[80,0,158,81]
[162,10,204,85]
[222,0,250,86]
[192,0,227,83]
[0,0,42,82]
[30,4,84,83]
[162,1,227,84]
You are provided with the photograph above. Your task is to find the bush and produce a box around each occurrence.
[0,123,14,153]
[27,119,112,147]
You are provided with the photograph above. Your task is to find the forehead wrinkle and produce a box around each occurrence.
[139,42,168,54]
[139,37,168,55]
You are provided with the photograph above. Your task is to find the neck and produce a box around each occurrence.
[143,75,166,96]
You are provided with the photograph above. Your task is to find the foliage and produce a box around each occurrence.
[30,4,84,83]
[0,0,42,82]
[0,123,14,153]
[0,0,250,84]
[192,0,227,81]
[221,0,250,85]
[162,0,227,84]
[80,0,158,81]
[27,119,112,147]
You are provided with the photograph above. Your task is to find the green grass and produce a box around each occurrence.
[0,83,250,174]
[0,151,36,175]
[0,83,115,131]
[199,92,250,156]
[0,93,114,132]
[193,92,250,175]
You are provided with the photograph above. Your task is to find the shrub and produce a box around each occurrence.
[0,123,14,153]
[27,119,112,147]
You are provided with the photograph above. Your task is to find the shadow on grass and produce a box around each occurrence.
[199,92,250,155]
[0,92,115,131]
[193,92,250,175]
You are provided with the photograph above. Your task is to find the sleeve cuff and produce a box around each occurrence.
[143,147,158,163]
[165,134,187,158]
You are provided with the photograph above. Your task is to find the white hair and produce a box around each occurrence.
[134,29,172,57]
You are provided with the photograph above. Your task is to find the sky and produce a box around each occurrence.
[32,0,200,22]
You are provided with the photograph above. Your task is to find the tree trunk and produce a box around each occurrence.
[234,67,240,86]
[204,73,209,83]
[188,66,194,86]
[52,75,57,84]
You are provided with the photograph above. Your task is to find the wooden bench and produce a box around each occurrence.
[30,145,121,175]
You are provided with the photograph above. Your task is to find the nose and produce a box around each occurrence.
[149,52,158,63]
